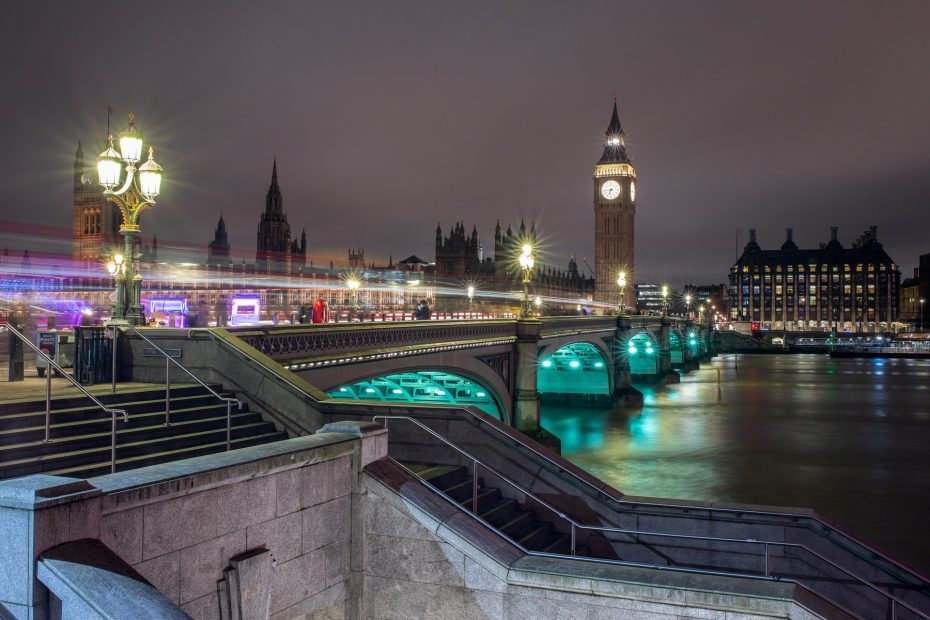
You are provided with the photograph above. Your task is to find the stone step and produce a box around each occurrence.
[479,498,519,526]
[0,421,279,480]
[518,521,554,550]
[0,393,226,431]
[47,431,288,479]
[0,402,250,445]
[0,411,264,462]
[0,384,222,417]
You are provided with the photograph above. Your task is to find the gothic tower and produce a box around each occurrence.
[71,141,120,262]
[208,214,231,265]
[593,100,636,308]
[256,159,292,273]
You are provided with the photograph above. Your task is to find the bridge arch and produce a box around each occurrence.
[626,331,659,376]
[537,341,611,396]
[324,368,505,421]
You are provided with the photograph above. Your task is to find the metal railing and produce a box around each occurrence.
[113,324,242,450]
[373,415,929,620]
[1,323,128,474]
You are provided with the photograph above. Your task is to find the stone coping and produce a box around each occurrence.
[90,432,357,498]
[0,433,360,512]
[38,539,189,620]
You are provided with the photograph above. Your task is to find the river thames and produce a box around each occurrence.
[541,353,930,574]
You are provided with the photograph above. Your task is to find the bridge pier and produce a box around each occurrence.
[612,315,644,406]
[659,317,681,384]
[513,319,561,453]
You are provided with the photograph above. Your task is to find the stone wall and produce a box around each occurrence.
[0,425,388,620]
[361,463,845,620]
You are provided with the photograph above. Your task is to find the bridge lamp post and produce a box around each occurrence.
[105,254,127,320]
[685,294,692,320]
[518,243,535,319]
[97,113,164,325]
[921,298,925,331]
[346,277,361,320]
[661,285,669,316]
[617,271,626,315]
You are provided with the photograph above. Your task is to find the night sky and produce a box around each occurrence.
[2,1,929,284]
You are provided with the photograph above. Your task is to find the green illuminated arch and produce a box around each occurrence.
[627,332,659,375]
[538,342,610,395]
[327,370,501,419]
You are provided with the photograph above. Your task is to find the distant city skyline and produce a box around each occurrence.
[2,1,930,284]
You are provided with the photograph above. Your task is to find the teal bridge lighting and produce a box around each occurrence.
[538,342,610,395]
[627,332,659,375]
[327,370,501,419]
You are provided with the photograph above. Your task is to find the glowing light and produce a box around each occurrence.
[96,136,122,189]
[118,116,143,164]
[364,388,376,394]
[646,347,654,354]
[690,339,697,345]
[628,346,637,354]
[339,387,348,392]
[392,389,403,394]
[542,360,552,368]
[594,362,604,368]
[617,271,626,288]
[138,147,163,199]
[535,295,542,307]
[434,389,446,396]
[476,392,486,397]
[569,360,580,368]
[346,278,360,291]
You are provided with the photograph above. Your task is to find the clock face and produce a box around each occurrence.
[631,181,636,202]
[601,180,621,200]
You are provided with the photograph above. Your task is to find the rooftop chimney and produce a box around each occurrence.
[786,227,793,242]
[749,229,757,243]
[830,226,838,241]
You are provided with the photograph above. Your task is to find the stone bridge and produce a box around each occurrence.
[229,315,714,429]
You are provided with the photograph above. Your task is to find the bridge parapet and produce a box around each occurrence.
[539,316,616,338]
[231,319,517,362]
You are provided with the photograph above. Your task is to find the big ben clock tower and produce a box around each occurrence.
[593,99,636,309]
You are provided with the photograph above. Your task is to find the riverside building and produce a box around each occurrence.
[729,226,899,332]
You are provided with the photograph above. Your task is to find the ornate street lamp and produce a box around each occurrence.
[617,271,626,315]
[97,113,163,325]
[661,285,669,316]
[685,293,692,319]
[518,243,535,318]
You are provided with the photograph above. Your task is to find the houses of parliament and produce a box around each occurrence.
[69,100,638,304]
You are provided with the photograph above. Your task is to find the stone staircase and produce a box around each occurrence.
[404,462,615,558]
[0,384,287,480]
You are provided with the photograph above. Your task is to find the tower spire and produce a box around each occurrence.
[598,99,630,165]
[271,158,278,188]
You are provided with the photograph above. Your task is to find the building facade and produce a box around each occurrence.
[729,227,899,332]
[593,100,637,309]
[71,142,121,263]
[434,219,594,300]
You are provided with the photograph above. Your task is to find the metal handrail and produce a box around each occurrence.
[374,415,929,620]
[432,398,925,586]
[0,323,128,473]
[115,324,241,450]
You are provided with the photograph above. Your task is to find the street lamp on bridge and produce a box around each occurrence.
[97,113,164,325]
[617,271,626,315]
[518,243,535,319]
[661,285,669,316]
[684,293,692,319]
[346,277,361,319]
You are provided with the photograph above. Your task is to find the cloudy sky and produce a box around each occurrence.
[1,0,929,283]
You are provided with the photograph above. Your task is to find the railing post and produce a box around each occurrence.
[111,325,118,393]
[164,355,171,426]
[891,599,896,620]
[472,461,479,514]
[226,401,231,451]
[44,368,52,443]
[764,543,770,577]
[571,524,576,556]
[111,411,117,474]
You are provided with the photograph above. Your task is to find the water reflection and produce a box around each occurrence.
[540,353,930,573]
